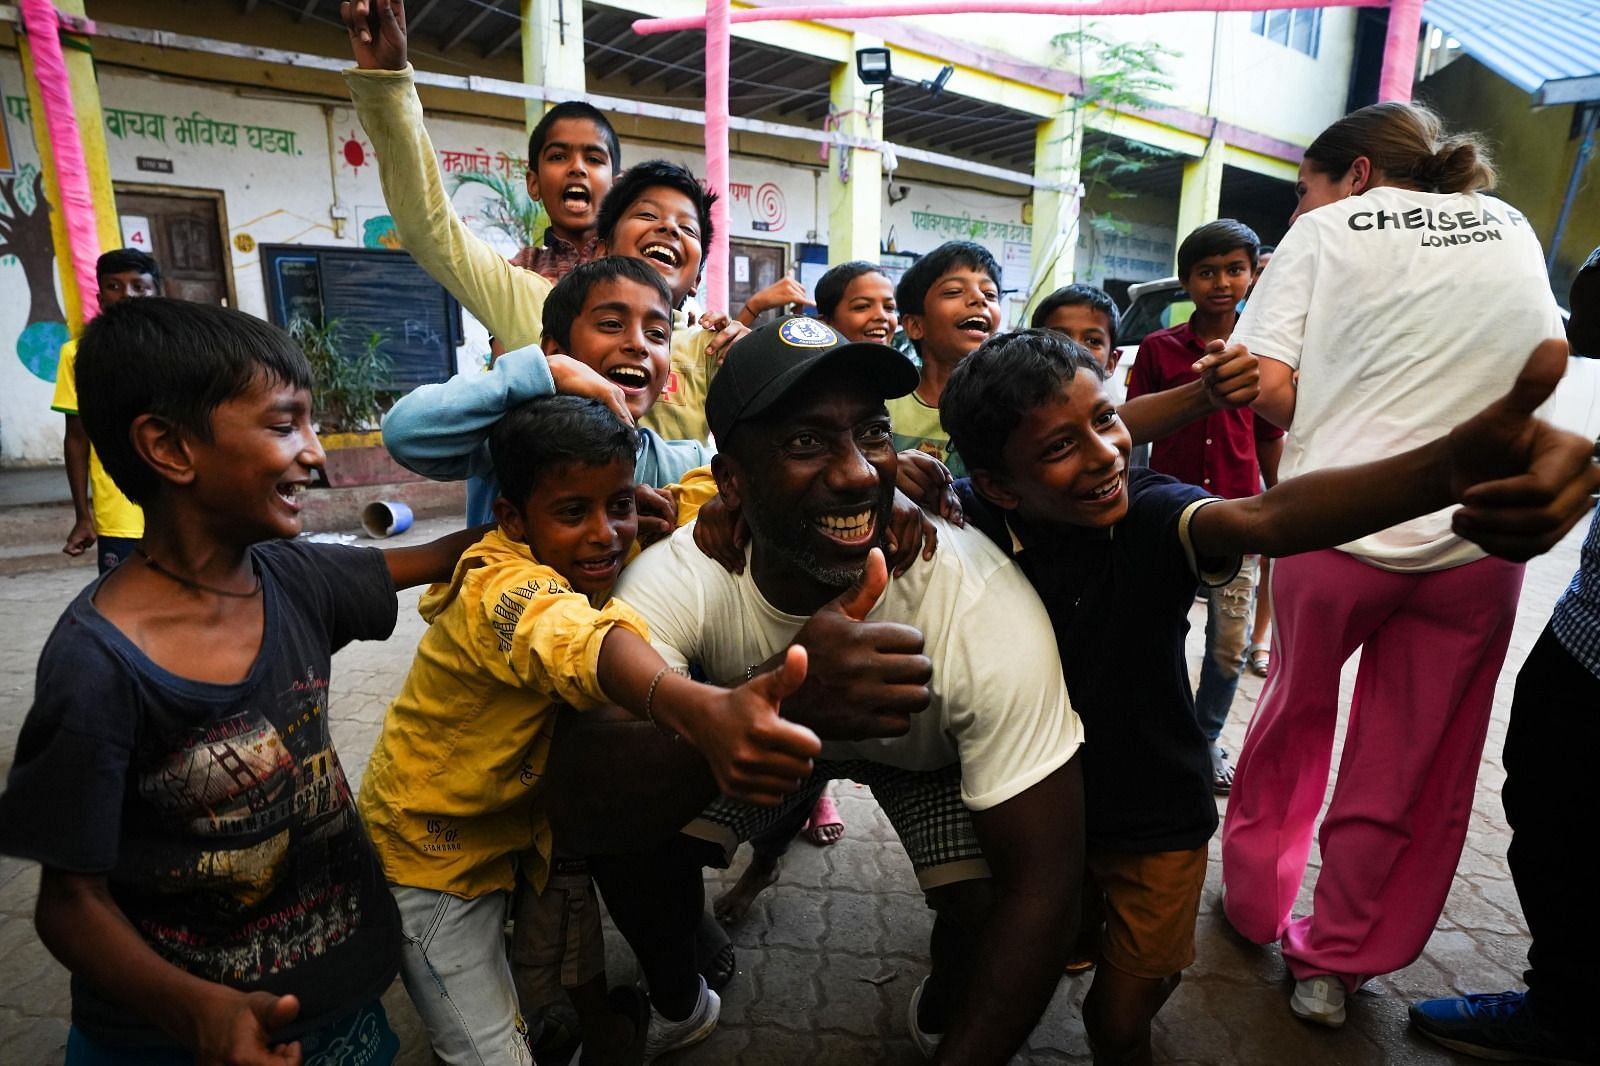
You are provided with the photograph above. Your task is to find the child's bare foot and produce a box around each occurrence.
[801,794,845,846]
[713,853,780,924]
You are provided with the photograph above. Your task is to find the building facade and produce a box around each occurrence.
[0,0,1359,466]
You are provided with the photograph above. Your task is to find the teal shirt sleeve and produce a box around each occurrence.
[381,345,557,483]
[635,429,713,487]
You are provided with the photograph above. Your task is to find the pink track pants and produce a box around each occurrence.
[1220,548,1524,989]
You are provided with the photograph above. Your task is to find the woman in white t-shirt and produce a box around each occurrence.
[1218,102,1566,1028]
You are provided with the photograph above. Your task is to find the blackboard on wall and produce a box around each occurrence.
[260,245,463,391]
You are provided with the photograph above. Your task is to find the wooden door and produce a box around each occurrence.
[115,188,233,306]
[727,239,790,325]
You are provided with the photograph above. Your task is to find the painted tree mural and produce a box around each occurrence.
[0,166,68,382]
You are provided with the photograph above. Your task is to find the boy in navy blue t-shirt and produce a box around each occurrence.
[937,328,1597,1066]
[0,299,479,1065]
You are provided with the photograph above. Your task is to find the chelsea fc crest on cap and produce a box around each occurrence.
[778,318,837,347]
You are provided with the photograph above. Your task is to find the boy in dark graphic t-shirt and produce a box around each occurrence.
[935,327,1598,1066]
[0,300,480,1065]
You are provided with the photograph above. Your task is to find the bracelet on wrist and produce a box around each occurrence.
[644,666,679,738]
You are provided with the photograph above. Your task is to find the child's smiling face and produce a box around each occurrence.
[545,277,673,421]
[903,265,1001,366]
[498,456,639,597]
[604,186,704,304]
[529,117,614,243]
[189,376,324,542]
[977,368,1131,529]
[826,272,898,345]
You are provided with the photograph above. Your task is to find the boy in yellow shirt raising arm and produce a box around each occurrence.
[357,394,819,1066]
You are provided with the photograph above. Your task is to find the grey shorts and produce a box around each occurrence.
[684,759,990,890]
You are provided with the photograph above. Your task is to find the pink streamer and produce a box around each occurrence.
[21,0,102,324]
[703,0,732,315]
[1377,0,1423,102]
[637,0,1385,36]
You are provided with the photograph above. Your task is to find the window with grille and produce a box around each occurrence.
[1251,9,1321,57]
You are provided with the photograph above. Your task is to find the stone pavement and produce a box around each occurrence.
[0,514,1588,1065]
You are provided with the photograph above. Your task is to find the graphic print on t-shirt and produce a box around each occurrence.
[132,666,367,984]
[1344,202,1531,248]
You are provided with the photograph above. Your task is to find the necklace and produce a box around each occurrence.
[135,548,262,599]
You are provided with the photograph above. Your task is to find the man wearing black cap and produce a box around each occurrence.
[554,316,1087,1064]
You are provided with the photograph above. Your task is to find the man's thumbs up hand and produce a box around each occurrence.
[1449,339,1600,561]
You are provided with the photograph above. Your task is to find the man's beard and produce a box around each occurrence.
[740,479,895,589]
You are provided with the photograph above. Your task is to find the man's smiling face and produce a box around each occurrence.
[719,369,898,611]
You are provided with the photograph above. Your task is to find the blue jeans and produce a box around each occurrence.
[1193,557,1257,744]
[65,999,397,1065]
[393,885,534,1066]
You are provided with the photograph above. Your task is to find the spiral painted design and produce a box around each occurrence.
[755,182,787,230]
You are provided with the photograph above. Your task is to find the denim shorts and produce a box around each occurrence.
[65,998,398,1065]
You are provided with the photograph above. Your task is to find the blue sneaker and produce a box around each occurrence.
[1409,991,1589,1064]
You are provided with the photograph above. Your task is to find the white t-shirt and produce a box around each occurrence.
[615,518,1084,811]
[1231,186,1564,571]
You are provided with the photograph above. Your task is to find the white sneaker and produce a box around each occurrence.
[908,976,943,1059]
[1290,975,1348,1028]
[643,977,720,1062]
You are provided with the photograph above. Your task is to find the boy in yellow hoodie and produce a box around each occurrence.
[357,395,819,1066]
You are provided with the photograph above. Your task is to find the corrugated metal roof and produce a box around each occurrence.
[1424,0,1600,103]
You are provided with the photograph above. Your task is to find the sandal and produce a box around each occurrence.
[1246,642,1270,677]
[801,794,845,847]
[1211,746,1235,796]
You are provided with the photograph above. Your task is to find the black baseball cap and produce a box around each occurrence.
[706,316,920,441]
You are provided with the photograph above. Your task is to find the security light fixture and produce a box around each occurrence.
[856,47,892,86]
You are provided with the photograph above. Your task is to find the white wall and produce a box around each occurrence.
[895,9,1358,148]
[0,59,1048,464]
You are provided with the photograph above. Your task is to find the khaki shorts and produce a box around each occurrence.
[1086,846,1208,979]
[511,851,606,1012]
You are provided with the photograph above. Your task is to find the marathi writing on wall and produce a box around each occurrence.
[910,209,1031,243]
[4,97,300,157]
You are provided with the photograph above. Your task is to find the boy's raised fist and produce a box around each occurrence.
[341,0,408,71]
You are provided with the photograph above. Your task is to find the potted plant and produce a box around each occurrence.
[289,317,416,487]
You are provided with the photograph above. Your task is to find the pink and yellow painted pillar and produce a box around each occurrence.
[17,0,119,331]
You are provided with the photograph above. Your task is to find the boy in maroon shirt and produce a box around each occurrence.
[1126,220,1284,794]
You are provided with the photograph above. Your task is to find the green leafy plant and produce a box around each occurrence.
[1058,28,1180,116]
[451,170,547,249]
[1042,24,1182,268]
[289,316,392,433]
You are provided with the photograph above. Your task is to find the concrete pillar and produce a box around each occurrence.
[17,0,119,331]
[827,36,884,266]
[1175,134,1226,262]
[521,0,587,133]
[1025,101,1083,315]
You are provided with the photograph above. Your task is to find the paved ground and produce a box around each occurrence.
[0,512,1587,1065]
